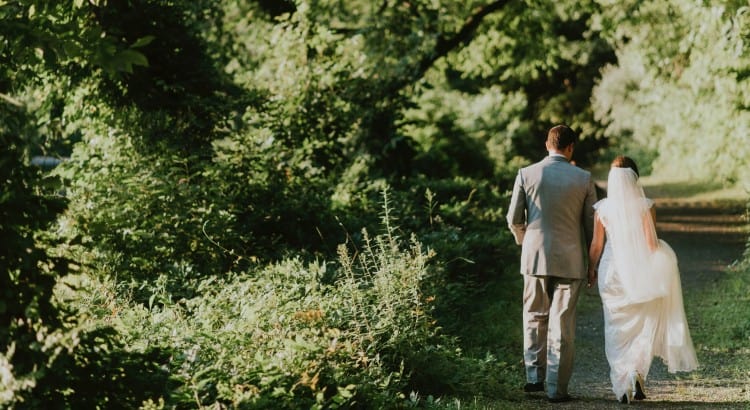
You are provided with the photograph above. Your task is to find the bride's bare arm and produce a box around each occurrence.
[587,213,605,288]
[643,206,658,251]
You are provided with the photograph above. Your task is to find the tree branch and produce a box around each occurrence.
[377,0,389,15]
[417,0,511,80]
[0,92,24,108]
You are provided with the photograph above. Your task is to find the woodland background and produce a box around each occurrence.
[1,0,749,408]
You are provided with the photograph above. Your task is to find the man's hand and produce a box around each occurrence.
[509,224,526,245]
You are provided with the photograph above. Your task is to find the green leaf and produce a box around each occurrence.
[118,49,149,68]
[131,35,156,48]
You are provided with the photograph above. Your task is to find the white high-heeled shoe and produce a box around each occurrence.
[619,379,633,404]
[619,390,631,404]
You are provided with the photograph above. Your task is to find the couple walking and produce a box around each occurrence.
[506,125,698,403]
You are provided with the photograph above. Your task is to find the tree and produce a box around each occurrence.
[592,0,750,184]
[0,1,172,405]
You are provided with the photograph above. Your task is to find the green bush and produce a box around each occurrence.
[17,326,173,409]
[75,207,440,409]
[67,196,508,408]
[0,99,67,404]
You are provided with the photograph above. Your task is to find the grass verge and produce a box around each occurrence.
[690,249,750,381]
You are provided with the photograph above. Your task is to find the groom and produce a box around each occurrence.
[506,125,597,402]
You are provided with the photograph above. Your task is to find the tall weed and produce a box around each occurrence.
[78,194,450,408]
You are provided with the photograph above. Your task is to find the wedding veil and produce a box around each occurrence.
[598,167,669,303]
[598,166,698,372]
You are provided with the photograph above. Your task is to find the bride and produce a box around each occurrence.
[587,156,698,404]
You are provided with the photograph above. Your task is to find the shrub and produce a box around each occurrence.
[74,193,471,408]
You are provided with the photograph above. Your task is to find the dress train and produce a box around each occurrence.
[598,238,698,401]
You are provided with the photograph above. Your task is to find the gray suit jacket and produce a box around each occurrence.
[506,155,597,279]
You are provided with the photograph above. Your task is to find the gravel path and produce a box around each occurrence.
[517,193,749,409]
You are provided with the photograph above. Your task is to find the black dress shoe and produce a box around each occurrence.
[548,394,573,403]
[523,382,544,392]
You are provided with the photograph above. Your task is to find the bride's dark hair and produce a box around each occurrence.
[611,155,639,178]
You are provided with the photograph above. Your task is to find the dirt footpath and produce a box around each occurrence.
[521,192,749,409]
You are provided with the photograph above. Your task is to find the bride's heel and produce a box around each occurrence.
[631,371,646,401]
[619,391,631,404]
[619,376,633,405]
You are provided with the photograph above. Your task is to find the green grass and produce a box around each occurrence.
[642,178,748,203]
[690,255,750,380]
[425,277,525,408]
[591,163,750,205]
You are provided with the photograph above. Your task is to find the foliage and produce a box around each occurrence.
[57,127,228,299]
[75,202,485,409]
[2,0,619,405]
[8,326,173,409]
[0,92,67,405]
[0,0,152,83]
[350,178,518,328]
[24,0,617,301]
[592,1,750,186]
[0,88,168,410]
[443,0,616,164]
[5,0,750,407]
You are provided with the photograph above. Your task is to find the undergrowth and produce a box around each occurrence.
[55,191,520,408]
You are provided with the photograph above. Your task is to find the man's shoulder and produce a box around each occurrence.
[522,157,553,171]
[570,164,592,178]
[539,158,590,173]
[522,158,592,180]
[550,162,593,187]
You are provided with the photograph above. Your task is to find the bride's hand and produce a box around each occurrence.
[587,269,597,288]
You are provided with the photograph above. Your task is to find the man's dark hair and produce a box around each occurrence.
[546,125,578,150]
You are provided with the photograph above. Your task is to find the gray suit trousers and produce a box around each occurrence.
[523,275,583,399]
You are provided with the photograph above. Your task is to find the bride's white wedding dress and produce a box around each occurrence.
[594,168,698,401]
